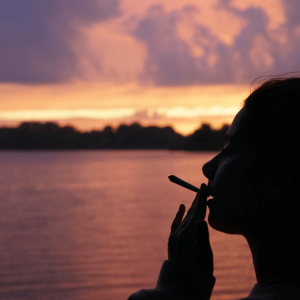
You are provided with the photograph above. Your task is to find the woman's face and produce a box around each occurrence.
[202,107,262,234]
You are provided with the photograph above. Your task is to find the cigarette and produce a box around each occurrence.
[168,175,200,193]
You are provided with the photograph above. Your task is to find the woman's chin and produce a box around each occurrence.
[208,213,241,234]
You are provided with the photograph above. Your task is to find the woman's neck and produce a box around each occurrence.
[245,230,300,285]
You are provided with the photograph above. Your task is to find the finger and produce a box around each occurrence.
[184,183,208,222]
[184,184,207,228]
[195,183,208,220]
[182,194,198,222]
[176,183,207,234]
[171,204,185,234]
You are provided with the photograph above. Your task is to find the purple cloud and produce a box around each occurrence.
[132,1,300,85]
[2,0,300,86]
[0,0,120,84]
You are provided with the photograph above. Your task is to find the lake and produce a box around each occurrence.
[0,151,256,300]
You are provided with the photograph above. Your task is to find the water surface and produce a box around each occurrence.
[0,151,256,300]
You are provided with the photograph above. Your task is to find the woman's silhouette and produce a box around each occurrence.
[128,76,300,300]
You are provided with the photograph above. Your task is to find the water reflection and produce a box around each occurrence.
[0,151,255,299]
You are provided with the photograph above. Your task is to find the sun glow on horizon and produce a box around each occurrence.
[0,82,247,135]
[0,105,241,121]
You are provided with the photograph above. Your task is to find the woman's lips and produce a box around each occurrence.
[206,185,214,206]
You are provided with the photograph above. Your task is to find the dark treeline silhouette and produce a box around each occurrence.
[0,122,230,151]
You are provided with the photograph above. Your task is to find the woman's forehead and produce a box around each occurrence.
[226,107,253,144]
[227,108,246,137]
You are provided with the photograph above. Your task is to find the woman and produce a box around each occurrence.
[128,76,300,300]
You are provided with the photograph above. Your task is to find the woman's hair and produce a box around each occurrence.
[242,74,300,220]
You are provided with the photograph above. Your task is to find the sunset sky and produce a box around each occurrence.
[1,0,299,135]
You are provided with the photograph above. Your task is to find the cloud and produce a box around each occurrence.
[131,0,300,85]
[2,0,300,86]
[0,0,120,84]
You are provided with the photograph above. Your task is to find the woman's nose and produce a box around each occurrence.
[202,161,215,180]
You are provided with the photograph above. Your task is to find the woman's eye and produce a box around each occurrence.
[219,145,229,153]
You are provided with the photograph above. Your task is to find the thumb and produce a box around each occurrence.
[194,183,208,220]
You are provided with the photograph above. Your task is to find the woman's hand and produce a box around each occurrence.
[168,183,213,276]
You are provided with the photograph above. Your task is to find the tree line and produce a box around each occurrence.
[0,122,230,151]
